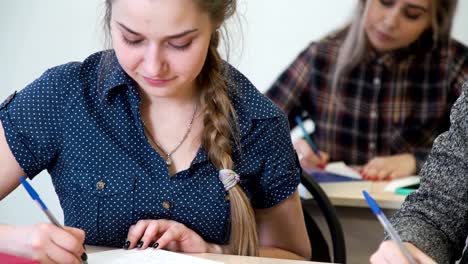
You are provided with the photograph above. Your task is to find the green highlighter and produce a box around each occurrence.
[395,183,419,196]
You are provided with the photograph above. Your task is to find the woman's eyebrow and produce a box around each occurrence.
[117,22,141,35]
[405,3,429,13]
[116,21,198,39]
[166,29,199,39]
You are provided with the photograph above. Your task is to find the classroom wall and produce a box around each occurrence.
[1,0,468,225]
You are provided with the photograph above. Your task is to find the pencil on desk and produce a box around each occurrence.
[20,177,88,264]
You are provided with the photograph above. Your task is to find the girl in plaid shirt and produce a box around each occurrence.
[267,0,468,181]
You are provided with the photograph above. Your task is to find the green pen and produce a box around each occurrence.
[395,184,419,196]
[295,115,322,159]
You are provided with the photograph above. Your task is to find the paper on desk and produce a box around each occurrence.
[88,249,223,264]
[324,162,362,179]
[383,176,420,192]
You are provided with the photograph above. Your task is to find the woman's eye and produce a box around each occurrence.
[169,41,193,51]
[404,10,423,20]
[379,0,395,7]
[122,36,144,46]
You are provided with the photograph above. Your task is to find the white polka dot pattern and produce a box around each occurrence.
[0,51,300,247]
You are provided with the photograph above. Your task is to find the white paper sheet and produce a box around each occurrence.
[383,176,420,192]
[324,161,362,179]
[88,249,223,264]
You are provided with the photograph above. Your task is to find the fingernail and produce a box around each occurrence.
[81,252,88,262]
[152,242,159,248]
[123,240,130,249]
[137,241,144,248]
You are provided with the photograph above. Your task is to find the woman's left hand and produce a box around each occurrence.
[125,219,223,253]
[361,153,417,181]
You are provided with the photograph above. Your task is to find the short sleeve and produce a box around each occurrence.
[0,63,79,178]
[247,115,301,209]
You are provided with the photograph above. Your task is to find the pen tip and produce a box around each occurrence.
[363,190,382,215]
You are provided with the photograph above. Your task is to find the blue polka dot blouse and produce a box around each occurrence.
[0,50,300,247]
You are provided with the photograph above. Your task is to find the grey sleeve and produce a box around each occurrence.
[390,82,468,263]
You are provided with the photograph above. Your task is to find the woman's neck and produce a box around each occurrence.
[140,88,199,115]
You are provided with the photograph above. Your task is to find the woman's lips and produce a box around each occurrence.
[142,76,176,86]
[374,29,394,42]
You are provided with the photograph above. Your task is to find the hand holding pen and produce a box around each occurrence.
[294,116,328,169]
[363,191,421,264]
[371,240,437,264]
[19,177,88,264]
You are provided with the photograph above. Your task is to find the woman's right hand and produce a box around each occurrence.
[371,240,436,264]
[4,224,85,264]
[294,139,329,170]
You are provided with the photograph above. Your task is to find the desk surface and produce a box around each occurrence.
[190,253,324,264]
[87,246,326,264]
[318,181,405,209]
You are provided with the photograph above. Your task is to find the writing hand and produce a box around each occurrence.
[8,224,85,264]
[294,139,329,170]
[371,240,436,264]
[125,219,223,254]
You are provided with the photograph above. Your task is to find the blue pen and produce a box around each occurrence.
[295,116,322,159]
[20,177,88,264]
[363,191,416,264]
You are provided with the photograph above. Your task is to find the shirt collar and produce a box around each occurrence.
[97,50,137,102]
[191,63,283,166]
[94,55,282,166]
[224,63,283,137]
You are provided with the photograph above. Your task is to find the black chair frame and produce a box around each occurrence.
[301,171,346,263]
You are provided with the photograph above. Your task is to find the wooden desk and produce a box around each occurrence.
[319,181,405,209]
[87,246,327,264]
[191,253,325,264]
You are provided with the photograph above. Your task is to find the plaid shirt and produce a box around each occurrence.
[266,31,468,171]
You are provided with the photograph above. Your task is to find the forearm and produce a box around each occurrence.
[412,149,429,173]
[389,216,452,264]
[0,224,24,256]
[259,246,307,260]
[391,114,468,262]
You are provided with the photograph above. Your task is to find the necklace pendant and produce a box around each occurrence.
[165,156,172,166]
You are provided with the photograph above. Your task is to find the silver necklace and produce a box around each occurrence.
[143,104,198,166]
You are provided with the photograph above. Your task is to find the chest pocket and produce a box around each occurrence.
[55,169,136,247]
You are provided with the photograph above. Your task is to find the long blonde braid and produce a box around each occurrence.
[198,30,259,256]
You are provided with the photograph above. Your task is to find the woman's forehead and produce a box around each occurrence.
[111,0,213,36]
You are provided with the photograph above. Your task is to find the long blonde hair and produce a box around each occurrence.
[195,0,259,256]
[104,0,258,256]
[332,0,458,89]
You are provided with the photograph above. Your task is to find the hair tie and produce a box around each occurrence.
[219,169,240,191]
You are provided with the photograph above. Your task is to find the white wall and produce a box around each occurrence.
[1,1,468,225]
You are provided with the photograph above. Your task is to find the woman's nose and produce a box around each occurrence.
[382,8,400,30]
[143,44,167,76]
